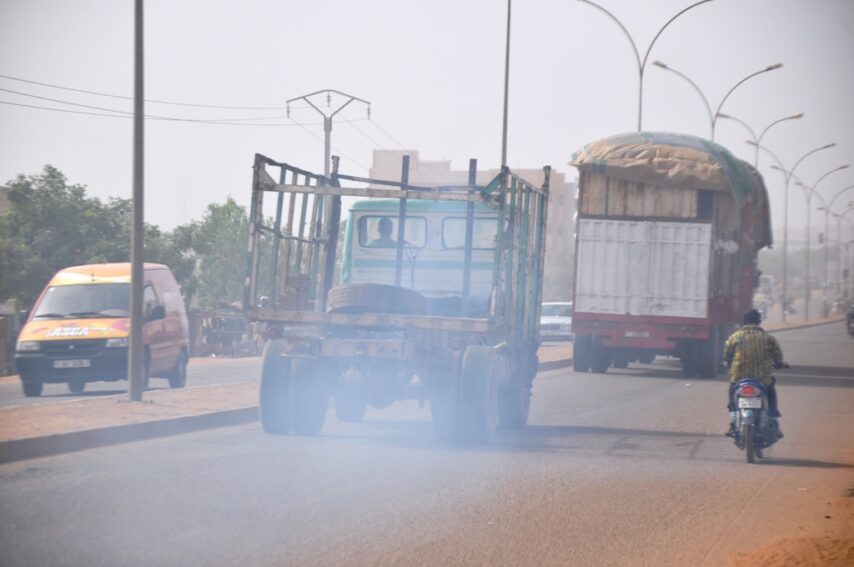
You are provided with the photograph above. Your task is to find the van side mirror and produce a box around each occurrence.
[146,305,166,321]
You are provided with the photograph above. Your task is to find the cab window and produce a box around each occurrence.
[442,217,498,249]
[358,215,427,248]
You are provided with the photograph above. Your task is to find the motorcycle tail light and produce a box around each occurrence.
[738,385,759,397]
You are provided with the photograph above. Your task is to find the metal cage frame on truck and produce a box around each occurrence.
[244,153,550,442]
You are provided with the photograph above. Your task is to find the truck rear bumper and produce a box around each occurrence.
[572,315,711,349]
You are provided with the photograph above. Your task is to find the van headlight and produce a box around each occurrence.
[106,337,129,348]
[16,341,41,352]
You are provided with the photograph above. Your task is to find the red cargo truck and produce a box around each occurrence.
[569,132,772,377]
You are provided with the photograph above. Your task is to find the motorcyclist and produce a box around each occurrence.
[723,308,786,436]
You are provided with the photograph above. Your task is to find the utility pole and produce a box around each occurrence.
[128,0,145,401]
[286,90,371,177]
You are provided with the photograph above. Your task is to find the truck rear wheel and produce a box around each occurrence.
[259,340,293,434]
[292,360,330,436]
[698,327,721,379]
[612,349,630,369]
[497,382,530,429]
[327,283,427,315]
[431,359,461,442]
[68,378,86,393]
[573,334,591,372]
[335,381,368,423]
[590,336,611,374]
[459,345,499,443]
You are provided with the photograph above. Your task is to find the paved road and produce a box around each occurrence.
[0,356,262,408]
[1,323,851,566]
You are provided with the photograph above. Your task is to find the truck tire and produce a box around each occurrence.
[291,359,330,436]
[335,382,368,423]
[612,349,630,369]
[497,382,530,429]
[22,380,43,397]
[327,283,427,315]
[698,327,721,379]
[68,378,86,393]
[458,345,499,443]
[431,360,461,442]
[573,334,592,372]
[259,340,293,434]
[590,336,611,374]
[681,341,699,377]
[638,351,655,364]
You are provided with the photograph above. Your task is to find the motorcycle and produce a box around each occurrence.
[729,377,785,463]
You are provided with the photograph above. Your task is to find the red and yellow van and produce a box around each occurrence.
[14,263,189,397]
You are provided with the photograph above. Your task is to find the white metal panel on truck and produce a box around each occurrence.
[575,218,712,319]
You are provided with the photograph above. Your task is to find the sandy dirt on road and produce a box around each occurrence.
[730,494,854,566]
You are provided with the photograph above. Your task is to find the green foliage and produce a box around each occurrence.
[187,197,248,309]
[0,166,130,305]
[0,165,245,309]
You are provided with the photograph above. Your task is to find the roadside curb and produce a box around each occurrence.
[0,407,257,464]
[765,316,845,334]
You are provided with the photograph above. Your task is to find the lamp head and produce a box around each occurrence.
[652,61,668,69]
[765,63,783,71]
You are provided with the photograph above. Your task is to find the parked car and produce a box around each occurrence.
[539,302,573,341]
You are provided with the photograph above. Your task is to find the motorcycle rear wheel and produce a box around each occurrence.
[742,421,756,463]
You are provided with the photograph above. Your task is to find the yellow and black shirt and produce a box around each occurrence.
[723,325,783,386]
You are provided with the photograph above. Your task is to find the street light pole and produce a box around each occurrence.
[796,165,851,319]
[576,0,715,131]
[286,90,371,178]
[716,112,803,166]
[128,0,145,402]
[754,141,835,322]
[828,187,854,301]
[653,62,782,140]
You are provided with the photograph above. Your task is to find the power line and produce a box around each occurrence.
[0,72,306,111]
[0,99,334,127]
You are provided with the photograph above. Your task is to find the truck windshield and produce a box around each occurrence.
[33,284,130,318]
[541,304,572,317]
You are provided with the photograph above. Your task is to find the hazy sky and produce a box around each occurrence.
[2,0,853,240]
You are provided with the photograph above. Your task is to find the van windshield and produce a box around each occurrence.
[33,284,130,318]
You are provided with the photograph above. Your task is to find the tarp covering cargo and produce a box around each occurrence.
[570,132,772,250]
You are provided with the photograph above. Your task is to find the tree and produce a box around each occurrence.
[187,197,248,309]
[0,166,196,307]
[0,166,127,305]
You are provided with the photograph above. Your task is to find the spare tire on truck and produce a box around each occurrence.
[327,283,427,315]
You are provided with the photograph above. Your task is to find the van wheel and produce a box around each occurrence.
[68,378,86,393]
[168,351,188,389]
[22,380,43,397]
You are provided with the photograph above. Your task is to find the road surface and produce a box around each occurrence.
[1,322,851,566]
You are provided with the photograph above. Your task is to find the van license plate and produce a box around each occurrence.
[738,397,761,409]
[53,359,91,369]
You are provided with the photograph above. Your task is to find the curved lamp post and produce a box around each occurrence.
[652,61,783,140]
[828,186,854,300]
[795,164,850,319]
[754,141,835,321]
[576,0,715,131]
[716,112,803,166]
